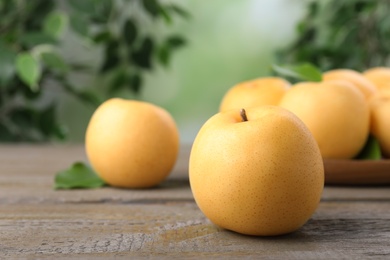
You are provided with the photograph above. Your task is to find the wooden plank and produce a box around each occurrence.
[1,200,389,258]
[0,145,389,258]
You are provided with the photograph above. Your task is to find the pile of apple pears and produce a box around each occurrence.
[85,66,390,237]
[191,67,390,236]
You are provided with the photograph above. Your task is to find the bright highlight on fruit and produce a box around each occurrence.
[85,98,179,188]
[189,106,324,236]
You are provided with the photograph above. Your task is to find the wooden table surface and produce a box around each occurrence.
[0,144,389,259]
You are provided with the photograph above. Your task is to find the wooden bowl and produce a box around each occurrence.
[324,159,390,185]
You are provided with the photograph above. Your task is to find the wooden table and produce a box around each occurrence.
[0,145,389,259]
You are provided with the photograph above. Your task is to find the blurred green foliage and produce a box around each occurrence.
[277,0,390,72]
[0,0,188,142]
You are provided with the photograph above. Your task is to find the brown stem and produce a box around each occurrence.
[240,108,248,122]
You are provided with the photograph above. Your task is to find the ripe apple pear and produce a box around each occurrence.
[85,98,179,188]
[189,106,324,236]
[219,77,290,112]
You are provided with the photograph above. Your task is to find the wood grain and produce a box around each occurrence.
[0,145,389,259]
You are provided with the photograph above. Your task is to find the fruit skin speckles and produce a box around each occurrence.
[189,106,324,236]
[85,98,179,189]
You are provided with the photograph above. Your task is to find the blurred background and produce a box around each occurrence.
[1,0,389,144]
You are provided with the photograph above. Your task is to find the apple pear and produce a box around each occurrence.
[189,106,324,236]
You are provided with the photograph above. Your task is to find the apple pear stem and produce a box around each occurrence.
[240,108,248,122]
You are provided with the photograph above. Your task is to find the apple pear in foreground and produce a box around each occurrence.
[85,98,179,188]
[189,106,324,236]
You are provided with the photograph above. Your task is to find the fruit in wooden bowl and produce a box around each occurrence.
[189,106,324,236]
[85,98,179,188]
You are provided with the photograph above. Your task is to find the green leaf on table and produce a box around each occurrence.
[43,11,68,39]
[355,135,382,160]
[15,53,41,91]
[272,63,322,82]
[54,162,105,189]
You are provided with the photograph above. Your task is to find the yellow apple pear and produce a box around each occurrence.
[363,67,390,92]
[279,80,370,159]
[219,77,290,112]
[85,98,179,188]
[323,69,377,99]
[189,106,324,236]
[370,90,390,158]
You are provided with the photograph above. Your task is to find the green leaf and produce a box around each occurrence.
[123,19,137,46]
[130,73,142,93]
[159,6,172,24]
[90,1,113,24]
[54,162,105,189]
[157,45,170,66]
[69,14,89,37]
[109,69,128,93]
[20,32,57,48]
[0,45,16,87]
[169,4,191,19]
[77,90,103,107]
[355,135,382,160]
[166,35,186,49]
[131,37,154,69]
[100,40,121,73]
[272,63,322,82]
[15,53,41,91]
[93,31,112,43]
[43,11,68,39]
[68,0,96,14]
[142,0,161,18]
[41,52,69,74]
